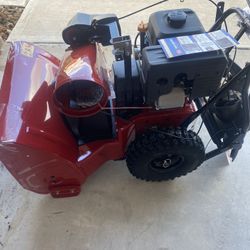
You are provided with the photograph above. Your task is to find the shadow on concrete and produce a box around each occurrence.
[29,158,227,250]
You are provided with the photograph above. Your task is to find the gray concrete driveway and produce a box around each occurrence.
[7,0,248,43]
[0,0,28,7]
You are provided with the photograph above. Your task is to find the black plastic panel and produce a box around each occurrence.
[64,111,114,144]
[113,59,143,107]
[142,45,228,104]
[62,13,121,46]
[147,9,205,45]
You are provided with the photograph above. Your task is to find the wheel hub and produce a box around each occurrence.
[150,154,185,173]
[162,159,172,168]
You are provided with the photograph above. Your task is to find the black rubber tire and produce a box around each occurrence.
[126,128,205,181]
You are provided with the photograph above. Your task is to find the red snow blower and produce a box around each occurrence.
[1,0,250,197]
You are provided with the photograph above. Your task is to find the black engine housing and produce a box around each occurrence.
[112,8,228,108]
[147,9,205,45]
[140,8,228,105]
[142,46,228,105]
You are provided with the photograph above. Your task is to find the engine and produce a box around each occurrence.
[113,8,228,109]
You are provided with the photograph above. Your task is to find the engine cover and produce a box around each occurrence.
[142,45,228,105]
[147,9,205,45]
[113,58,143,107]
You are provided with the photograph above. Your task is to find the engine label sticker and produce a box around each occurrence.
[159,29,239,58]
[21,42,34,57]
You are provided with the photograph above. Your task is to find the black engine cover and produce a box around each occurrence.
[147,9,205,45]
[142,46,228,105]
[113,59,143,107]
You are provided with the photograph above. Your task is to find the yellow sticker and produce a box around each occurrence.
[21,42,34,57]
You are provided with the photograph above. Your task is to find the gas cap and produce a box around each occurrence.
[167,10,187,28]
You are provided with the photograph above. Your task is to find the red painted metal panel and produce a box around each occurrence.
[0,42,85,196]
[54,45,110,117]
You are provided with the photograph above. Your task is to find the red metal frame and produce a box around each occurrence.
[0,42,195,198]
